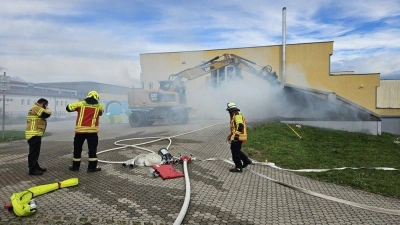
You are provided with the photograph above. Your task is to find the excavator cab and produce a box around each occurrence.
[159,80,187,104]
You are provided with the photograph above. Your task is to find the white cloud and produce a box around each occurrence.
[0,0,399,86]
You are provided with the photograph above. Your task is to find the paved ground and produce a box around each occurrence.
[1,119,400,225]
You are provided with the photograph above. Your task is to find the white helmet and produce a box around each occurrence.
[226,102,237,111]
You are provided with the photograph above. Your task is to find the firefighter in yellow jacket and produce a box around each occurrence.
[226,102,252,172]
[66,91,104,172]
[26,98,52,175]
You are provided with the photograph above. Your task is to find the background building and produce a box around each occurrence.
[1,81,79,119]
[139,41,400,134]
[2,81,132,124]
[36,81,133,124]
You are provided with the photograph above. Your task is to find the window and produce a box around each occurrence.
[56,100,59,106]
[226,66,235,83]
[27,99,31,105]
[21,99,24,106]
[210,66,238,88]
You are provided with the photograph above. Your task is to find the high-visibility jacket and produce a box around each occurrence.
[66,100,103,133]
[228,111,247,143]
[25,102,52,140]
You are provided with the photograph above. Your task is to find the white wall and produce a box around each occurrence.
[1,93,79,118]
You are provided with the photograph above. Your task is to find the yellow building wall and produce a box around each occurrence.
[285,42,332,87]
[326,74,381,112]
[139,42,398,117]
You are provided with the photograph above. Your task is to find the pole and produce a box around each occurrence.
[54,96,57,118]
[2,72,6,139]
[281,7,286,88]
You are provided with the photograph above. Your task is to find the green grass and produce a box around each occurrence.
[0,130,26,143]
[243,122,400,199]
[0,130,51,143]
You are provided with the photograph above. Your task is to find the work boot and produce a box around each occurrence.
[36,163,47,172]
[87,167,102,173]
[242,160,253,168]
[29,170,43,175]
[87,160,101,173]
[69,160,80,171]
[38,167,47,172]
[229,166,242,173]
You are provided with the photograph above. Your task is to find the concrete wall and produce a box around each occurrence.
[282,121,382,135]
[381,117,400,135]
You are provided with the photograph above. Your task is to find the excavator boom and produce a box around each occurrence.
[127,53,279,127]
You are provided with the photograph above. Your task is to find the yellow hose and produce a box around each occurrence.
[285,123,302,139]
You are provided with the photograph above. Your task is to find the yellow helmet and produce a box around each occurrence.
[86,91,99,101]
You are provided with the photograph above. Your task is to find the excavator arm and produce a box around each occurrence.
[162,53,278,93]
[223,54,279,84]
[163,55,226,92]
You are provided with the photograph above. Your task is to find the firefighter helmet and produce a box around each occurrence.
[226,102,237,111]
[86,91,99,101]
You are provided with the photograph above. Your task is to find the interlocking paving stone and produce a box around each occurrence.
[1,120,400,224]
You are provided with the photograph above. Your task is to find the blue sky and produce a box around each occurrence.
[0,0,399,87]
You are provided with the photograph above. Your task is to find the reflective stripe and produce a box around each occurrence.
[92,108,100,127]
[37,108,44,116]
[75,126,99,133]
[88,158,98,161]
[77,106,85,126]
[72,158,81,162]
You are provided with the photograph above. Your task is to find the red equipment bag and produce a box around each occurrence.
[151,164,184,179]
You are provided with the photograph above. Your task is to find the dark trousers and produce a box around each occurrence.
[73,133,99,169]
[230,141,250,169]
[73,133,99,159]
[28,136,42,172]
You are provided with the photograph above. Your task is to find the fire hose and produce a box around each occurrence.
[97,122,400,223]
[202,158,400,216]
[174,155,192,225]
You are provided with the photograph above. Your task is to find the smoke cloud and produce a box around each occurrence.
[186,70,373,123]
